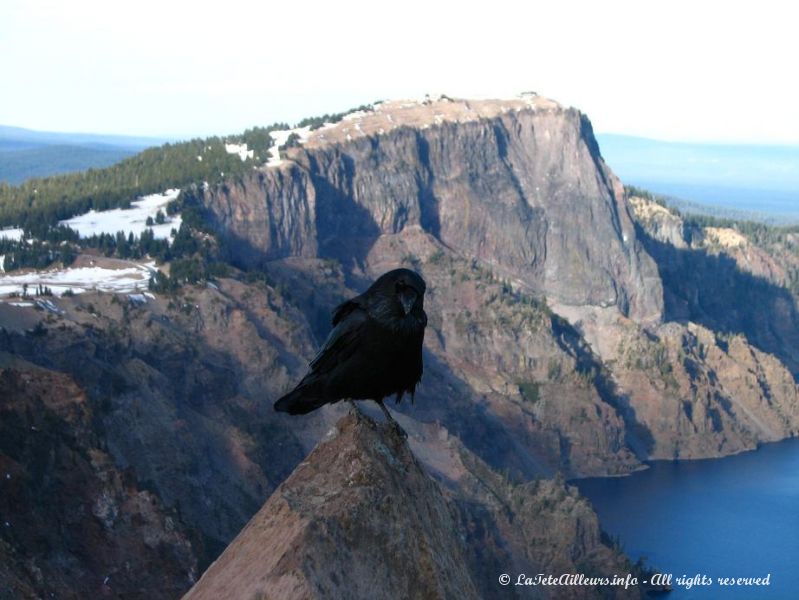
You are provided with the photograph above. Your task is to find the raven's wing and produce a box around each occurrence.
[275,304,369,414]
[331,295,365,326]
[308,303,368,375]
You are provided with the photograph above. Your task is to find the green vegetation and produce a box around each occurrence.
[517,380,541,403]
[295,104,375,131]
[1,187,229,282]
[0,120,291,279]
[624,185,664,205]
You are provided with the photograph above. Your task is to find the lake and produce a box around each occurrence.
[574,438,799,598]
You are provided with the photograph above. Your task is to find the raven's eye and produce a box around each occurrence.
[395,281,406,294]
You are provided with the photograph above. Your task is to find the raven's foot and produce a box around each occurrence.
[347,399,364,415]
[390,420,408,439]
[376,400,407,438]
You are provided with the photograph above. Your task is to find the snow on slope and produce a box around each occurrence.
[60,189,182,240]
[225,142,254,161]
[267,126,312,167]
[0,228,24,241]
[0,261,156,298]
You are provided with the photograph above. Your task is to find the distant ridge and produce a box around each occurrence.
[0,125,169,151]
[0,125,171,184]
[597,133,799,222]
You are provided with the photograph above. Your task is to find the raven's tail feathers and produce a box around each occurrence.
[274,385,328,415]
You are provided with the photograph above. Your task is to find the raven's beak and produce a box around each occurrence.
[399,289,417,315]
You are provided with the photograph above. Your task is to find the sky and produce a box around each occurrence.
[2,0,797,144]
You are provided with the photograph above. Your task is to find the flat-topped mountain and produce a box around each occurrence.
[296,95,562,148]
[202,94,662,326]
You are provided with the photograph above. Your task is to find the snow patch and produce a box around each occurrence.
[60,189,181,241]
[224,143,254,162]
[0,262,157,298]
[267,126,312,167]
[341,110,370,122]
[0,228,23,242]
[35,299,62,314]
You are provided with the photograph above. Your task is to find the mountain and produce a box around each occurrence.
[0,125,168,184]
[1,95,798,598]
[199,96,799,463]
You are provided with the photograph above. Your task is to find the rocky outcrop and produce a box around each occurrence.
[183,412,642,600]
[628,196,687,249]
[0,353,197,600]
[183,412,480,600]
[629,195,787,283]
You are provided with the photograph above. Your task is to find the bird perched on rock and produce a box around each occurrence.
[274,268,427,422]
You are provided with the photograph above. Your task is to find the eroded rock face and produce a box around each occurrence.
[183,412,642,600]
[202,98,663,325]
[608,319,799,460]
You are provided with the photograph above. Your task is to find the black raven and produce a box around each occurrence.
[274,268,427,421]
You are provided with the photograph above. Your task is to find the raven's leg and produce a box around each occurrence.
[375,399,407,438]
[375,398,395,422]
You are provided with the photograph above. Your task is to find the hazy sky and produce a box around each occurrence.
[2,0,797,143]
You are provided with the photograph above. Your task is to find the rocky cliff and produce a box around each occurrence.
[629,195,799,382]
[198,97,799,467]
[202,97,663,325]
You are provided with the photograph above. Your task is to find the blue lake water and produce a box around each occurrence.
[574,438,799,599]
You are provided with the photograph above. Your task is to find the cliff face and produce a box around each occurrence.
[183,412,641,600]
[197,98,799,473]
[630,195,799,375]
[203,98,663,325]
